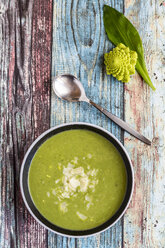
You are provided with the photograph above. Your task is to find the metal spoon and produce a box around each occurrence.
[53,74,151,145]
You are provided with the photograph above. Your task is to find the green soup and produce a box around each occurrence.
[29,130,127,230]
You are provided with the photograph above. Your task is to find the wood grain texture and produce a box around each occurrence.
[50,0,124,247]
[124,0,165,248]
[1,0,165,247]
[0,0,52,247]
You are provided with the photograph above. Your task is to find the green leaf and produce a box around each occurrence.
[103,5,156,90]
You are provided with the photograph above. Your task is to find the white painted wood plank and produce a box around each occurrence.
[124,0,165,247]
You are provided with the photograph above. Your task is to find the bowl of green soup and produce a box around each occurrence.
[20,122,133,237]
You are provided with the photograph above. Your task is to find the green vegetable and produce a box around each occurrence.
[103,5,156,90]
[104,43,137,83]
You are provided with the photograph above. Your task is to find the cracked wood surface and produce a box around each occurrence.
[0,0,52,247]
[0,0,165,247]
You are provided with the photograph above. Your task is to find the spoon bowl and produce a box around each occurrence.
[53,74,89,102]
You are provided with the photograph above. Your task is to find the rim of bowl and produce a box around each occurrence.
[20,122,134,238]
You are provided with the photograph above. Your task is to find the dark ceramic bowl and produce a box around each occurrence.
[20,122,134,237]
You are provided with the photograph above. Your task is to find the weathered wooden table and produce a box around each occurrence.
[1,0,165,247]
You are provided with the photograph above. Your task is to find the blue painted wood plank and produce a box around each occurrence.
[50,0,124,247]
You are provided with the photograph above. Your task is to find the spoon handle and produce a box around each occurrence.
[89,100,151,145]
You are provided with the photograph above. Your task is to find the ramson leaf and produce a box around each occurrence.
[103,5,156,90]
